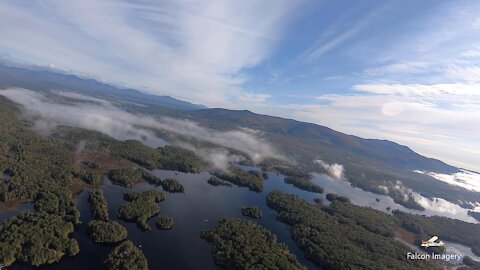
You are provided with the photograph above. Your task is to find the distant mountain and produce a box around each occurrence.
[0,64,206,110]
[184,108,458,174]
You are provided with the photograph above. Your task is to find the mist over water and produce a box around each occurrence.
[311,174,478,223]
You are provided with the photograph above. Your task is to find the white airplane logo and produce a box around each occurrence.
[421,236,444,248]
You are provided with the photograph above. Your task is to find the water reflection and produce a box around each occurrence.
[311,174,478,223]
[4,170,320,270]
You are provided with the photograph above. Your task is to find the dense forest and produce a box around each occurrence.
[161,178,185,193]
[0,210,79,267]
[201,218,306,269]
[88,220,128,243]
[104,240,148,270]
[284,176,324,193]
[266,190,440,269]
[108,168,144,187]
[117,190,164,230]
[212,166,265,192]
[0,97,80,267]
[87,190,128,243]
[110,140,205,173]
[88,190,109,221]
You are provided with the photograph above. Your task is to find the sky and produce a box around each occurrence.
[0,0,479,171]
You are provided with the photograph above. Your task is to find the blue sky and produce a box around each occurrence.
[0,0,479,170]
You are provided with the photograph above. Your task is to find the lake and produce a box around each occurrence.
[2,168,479,269]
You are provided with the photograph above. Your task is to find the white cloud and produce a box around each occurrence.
[238,91,271,103]
[315,159,344,179]
[353,83,480,97]
[415,170,480,193]
[302,4,388,60]
[0,0,304,108]
[412,193,477,222]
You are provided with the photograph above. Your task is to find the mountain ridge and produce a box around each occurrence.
[0,64,206,111]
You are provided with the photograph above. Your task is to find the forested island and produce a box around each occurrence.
[87,190,128,243]
[284,176,324,193]
[468,210,480,222]
[201,218,306,269]
[207,176,232,187]
[88,190,109,221]
[88,220,128,243]
[325,193,350,203]
[272,167,324,193]
[104,240,148,270]
[162,178,185,193]
[241,206,263,218]
[156,215,174,230]
[117,190,164,230]
[212,166,265,192]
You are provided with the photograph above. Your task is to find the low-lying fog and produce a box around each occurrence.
[311,174,478,223]
[0,88,285,170]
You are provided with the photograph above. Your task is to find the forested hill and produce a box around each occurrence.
[185,108,458,174]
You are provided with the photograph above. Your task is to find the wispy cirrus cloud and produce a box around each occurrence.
[283,1,480,171]
[0,0,305,108]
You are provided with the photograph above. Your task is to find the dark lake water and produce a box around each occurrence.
[3,169,321,270]
[2,168,479,269]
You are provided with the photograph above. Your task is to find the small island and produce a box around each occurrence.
[468,210,480,222]
[161,178,185,193]
[284,176,324,193]
[326,193,350,203]
[207,176,232,187]
[87,190,128,244]
[212,166,264,192]
[87,220,128,243]
[104,240,148,270]
[156,215,174,230]
[117,190,164,230]
[88,190,109,221]
[241,206,263,218]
